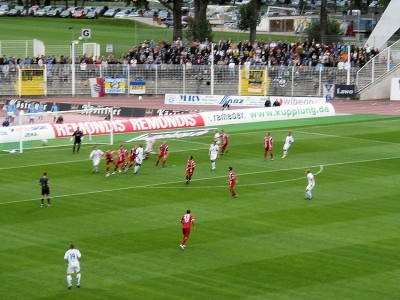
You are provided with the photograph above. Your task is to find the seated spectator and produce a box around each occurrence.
[56,115,64,124]
[2,117,10,127]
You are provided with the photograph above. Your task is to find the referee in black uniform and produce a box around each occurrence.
[39,172,51,207]
[72,127,84,154]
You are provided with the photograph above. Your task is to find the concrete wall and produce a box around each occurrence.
[359,64,400,100]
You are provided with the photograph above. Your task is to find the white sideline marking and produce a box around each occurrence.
[2,155,400,205]
[296,130,400,146]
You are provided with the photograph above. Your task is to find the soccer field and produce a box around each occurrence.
[1,114,400,299]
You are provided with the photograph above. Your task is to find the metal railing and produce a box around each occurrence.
[0,64,359,98]
[356,39,400,91]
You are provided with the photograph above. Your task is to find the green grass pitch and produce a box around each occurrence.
[1,114,400,299]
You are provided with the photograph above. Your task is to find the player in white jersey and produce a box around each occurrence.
[134,144,144,174]
[144,133,156,159]
[214,129,221,146]
[209,141,219,171]
[282,131,294,158]
[64,243,82,289]
[89,146,104,173]
[305,169,315,200]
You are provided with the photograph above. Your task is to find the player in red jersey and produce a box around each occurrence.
[185,155,196,184]
[103,150,116,177]
[156,141,169,167]
[228,166,238,198]
[220,129,229,156]
[180,209,195,249]
[113,145,128,174]
[264,132,274,161]
[124,145,138,173]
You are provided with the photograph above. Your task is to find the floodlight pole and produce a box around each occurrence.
[71,41,76,97]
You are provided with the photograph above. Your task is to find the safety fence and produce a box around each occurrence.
[0,64,359,98]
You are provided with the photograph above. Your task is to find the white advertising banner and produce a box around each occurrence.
[1,104,335,144]
[390,78,400,101]
[165,94,326,107]
[201,104,335,126]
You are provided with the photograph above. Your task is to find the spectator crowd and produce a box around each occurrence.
[0,37,380,72]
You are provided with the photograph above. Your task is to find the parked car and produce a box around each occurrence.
[7,6,24,16]
[85,10,98,19]
[143,9,159,18]
[0,6,10,16]
[60,6,77,18]
[114,9,131,18]
[47,7,63,17]
[92,6,107,16]
[158,10,171,21]
[103,8,120,17]
[164,17,188,28]
[72,9,87,18]
[128,9,145,17]
[33,6,52,17]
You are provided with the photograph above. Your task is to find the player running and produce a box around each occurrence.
[103,150,116,177]
[185,156,196,184]
[220,129,229,156]
[113,145,128,174]
[264,132,274,161]
[156,141,169,168]
[125,145,138,173]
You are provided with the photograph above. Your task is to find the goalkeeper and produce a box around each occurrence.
[71,127,84,154]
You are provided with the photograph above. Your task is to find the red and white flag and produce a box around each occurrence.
[89,78,105,98]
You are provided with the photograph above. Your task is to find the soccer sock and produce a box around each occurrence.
[72,145,76,153]
[162,160,166,167]
[182,237,188,245]
[76,273,81,285]
[134,165,140,173]
[41,198,44,205]
[77,145,80,153]
[67,275,72,286]
[212,162,216,170]
[47,198,51,205]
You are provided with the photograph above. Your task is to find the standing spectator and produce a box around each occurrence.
[39,172,51,207]
[305,168,315,200]
[228,166,238,198]
[209,141,219,171]
[64,243,82,289]
[50,103,59,122]
[185,155,196,184]
[4,101,17,125]
[72,127,84,154]
[27,103,37,124]
[37,102,45,121]
[282,132,294,158]
[179,209,195,249]
[264,132,274,160]
[89,146,104,174]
